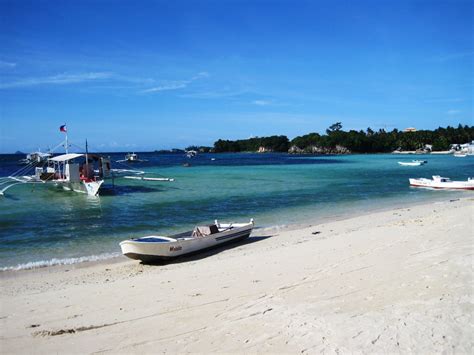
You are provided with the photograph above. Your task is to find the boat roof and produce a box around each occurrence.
[49,153,84,162]
[29,151,52,156]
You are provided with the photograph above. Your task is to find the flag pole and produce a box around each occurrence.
[85,139,89,179]
[65,125,69,154]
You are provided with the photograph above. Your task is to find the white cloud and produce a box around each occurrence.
[141,72,209,94]
[0,70,209,94]
[447,109,461,115]
[179,89,247,99]
[424,97,464,103]
[434,52,473,62]
[191,71,209,80]
[0,60,16,68]
[252,100,272,106]
[141,82,187,93]
[0,72,113,89]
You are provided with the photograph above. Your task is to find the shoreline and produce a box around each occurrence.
[1,196,472,353]
[1,194,468,274]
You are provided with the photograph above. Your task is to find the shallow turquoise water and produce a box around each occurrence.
[0,153,472,270]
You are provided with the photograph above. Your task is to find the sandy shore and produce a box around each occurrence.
[1,197,473,353]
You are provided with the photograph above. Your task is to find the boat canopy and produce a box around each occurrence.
[49,153,84,162]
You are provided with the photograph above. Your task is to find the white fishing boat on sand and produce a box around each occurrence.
[120,219,254,263]
[409,175,474,190]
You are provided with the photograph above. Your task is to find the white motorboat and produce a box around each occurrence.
[185,150,197,158]
[117,153,147,163]
[398,160,425,166]
[120,219,254,263]
[409,175,474,190]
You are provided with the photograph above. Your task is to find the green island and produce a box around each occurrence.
[206,123,474,154]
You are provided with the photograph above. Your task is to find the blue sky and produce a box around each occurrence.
[0,0,472,153]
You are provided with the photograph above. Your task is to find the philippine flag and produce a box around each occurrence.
[59,124,67,133]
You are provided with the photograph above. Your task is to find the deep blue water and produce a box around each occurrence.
[0,152,473,270]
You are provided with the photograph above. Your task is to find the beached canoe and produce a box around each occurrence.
[120,219,254,262]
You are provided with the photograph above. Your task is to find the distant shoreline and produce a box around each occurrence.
[3,124,473,156]
[1,150,464,156]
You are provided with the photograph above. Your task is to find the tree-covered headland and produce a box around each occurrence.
[212,123,474,154]
[213,135,290,153]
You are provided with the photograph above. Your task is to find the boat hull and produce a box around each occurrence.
[123,232,252,263]
[120,224,253,263]
[398,162,422,166]
[56,180,104,196]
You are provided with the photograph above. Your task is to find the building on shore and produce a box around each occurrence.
[452,141,474,154]
[258,146,273,153]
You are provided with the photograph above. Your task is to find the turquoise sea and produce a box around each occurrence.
[0,153,473,270]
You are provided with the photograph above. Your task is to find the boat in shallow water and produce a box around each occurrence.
[398,160,427,166]
[1,152,110,196]
[117,153,147,163]
[120,219,254,262]
[409,175,474,190]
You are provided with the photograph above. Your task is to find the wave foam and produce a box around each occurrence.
[1,252,122,272]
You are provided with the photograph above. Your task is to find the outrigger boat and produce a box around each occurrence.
[1,152,112,196]
[120,219,254,263]
[409,175,474,190]
[1,153,173,196]
[0,126,174,196]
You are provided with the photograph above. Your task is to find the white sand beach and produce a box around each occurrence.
[1,197,473,354]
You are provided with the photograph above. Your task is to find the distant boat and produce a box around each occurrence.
[18,151,52,165]
[398,160,426,166]
[182,162,191,167]
[453,153,467,158]
[123,176,174,182]
[185,150,197,158]
[117,153,147,163]
[120,219,254,263]
[409,175,474,190]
